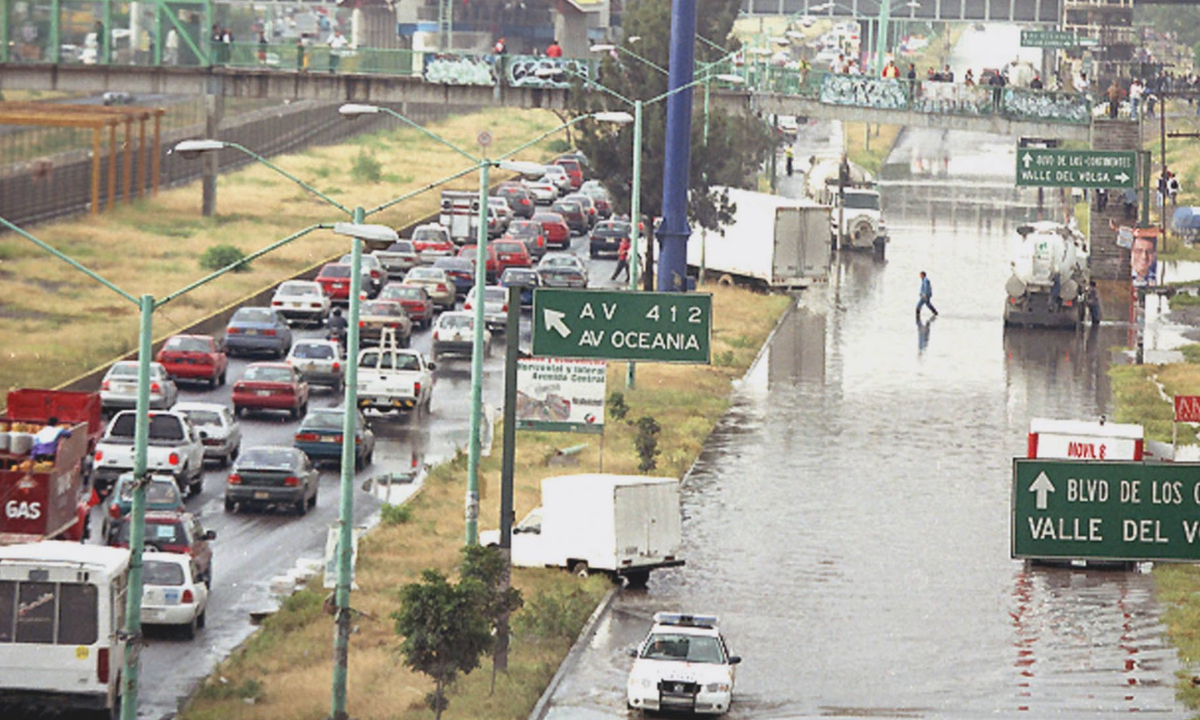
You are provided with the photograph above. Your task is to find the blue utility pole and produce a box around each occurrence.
[657,0,697,292]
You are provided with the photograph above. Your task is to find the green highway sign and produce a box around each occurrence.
[1020,30,1088,48]
[1013,460,1200,562]
[532,288,711,363]
[1015,149,1137,189]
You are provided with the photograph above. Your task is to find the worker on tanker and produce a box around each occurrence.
[32,417,71,462]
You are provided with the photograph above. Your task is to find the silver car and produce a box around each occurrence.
[286,339,346,393]
[100,361,178,412]
[488,196,514,231]
[464,285,511,331]
[174,402,242,467]
[536,252,589,289]
[432,311,492,360]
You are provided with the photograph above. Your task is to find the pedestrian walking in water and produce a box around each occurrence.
[1086,280,1102,325]
[785,146,794,176]
[611,236,631,282]
[916,271,938,319]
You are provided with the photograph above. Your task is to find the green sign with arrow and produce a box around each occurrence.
[1015,149,1137,189]
[1020,30,1089,48]
[1013,459,1200,562]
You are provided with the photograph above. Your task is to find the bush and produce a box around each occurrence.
[607,391,630,422]
[513,584,595,640]
[351,151,383,183]
[634,416,661,472]
[547,139,572,153]
[199,244,250,273]
[381,502,413,525]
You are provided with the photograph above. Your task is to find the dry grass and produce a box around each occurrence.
[844,122,901,176]
[179,284,790,720]
[0,108,565,397]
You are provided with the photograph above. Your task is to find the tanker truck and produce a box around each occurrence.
[1004,221,1089,329]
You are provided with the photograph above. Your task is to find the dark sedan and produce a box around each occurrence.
[499,267,541,308]
[589,219,632,259]
[223,307,293,359]
[551,199,588,236]
[293,407,375,470]
[225,446,319,515]
[432,257,476,297]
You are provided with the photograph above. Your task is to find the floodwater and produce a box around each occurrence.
[541,124,1187,719]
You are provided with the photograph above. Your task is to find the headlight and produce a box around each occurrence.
[705,682,731,693]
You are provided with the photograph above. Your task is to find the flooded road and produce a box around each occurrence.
[542,124,1185,718]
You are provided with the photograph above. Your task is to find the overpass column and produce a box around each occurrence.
[1089,118,1141,282]
[201,77,224,217]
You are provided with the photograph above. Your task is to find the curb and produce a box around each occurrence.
[527,584,620,720]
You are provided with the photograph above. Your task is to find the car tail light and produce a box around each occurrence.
[284,476,300,487]
[108,503,121,518]
[359,321,365,328]
[97,648,110,684]
[181,588,195,604]
[150,382,161,393]
[263,329,277,336]
[354,437,362,445]
[502,304,508,312]
[538,236,545,247]
[464,300,473,310]
[228,473,241,484]
[414,382,422,395]
[168,452,180,465]
[332,362,340,371]
[272,300,282,306]
[94,450,103,462]
[228,327,242,334]
[101,380,110,391]
[438,283,449,293]
[295,433,318,442]
[432,330,440,340]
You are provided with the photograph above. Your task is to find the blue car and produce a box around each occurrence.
[293,407,375,470]
[433,257,475,297]
[499,268,541,308]
[223,306,293,358]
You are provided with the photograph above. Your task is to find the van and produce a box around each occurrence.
[0,541,130,715]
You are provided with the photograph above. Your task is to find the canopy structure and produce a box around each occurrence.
[0,102,166,215]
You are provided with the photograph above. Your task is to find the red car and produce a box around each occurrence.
[554,157,584,189]
[315,263,355,302]
[532,212,571,250]
[155,334,228,388]
[492,239,532,271]
[109,510,215,585]
[232,362,310,419]
[457,244,501,281]
[378,283,435,329]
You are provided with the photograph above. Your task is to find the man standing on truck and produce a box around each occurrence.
[916,271,938,320]
[32,417,71,462]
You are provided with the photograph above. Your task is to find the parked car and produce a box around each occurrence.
[358,299,413,347]
[410,223,456,261]
[100,361,178,412]
[339,253,385,297]
[231,362,310,419]
[173,401,242,467]
[293,407,375,469]
[140,552,209,639]
[532,211,571,249]
[403,266,456,310]
[579,186,613,219]
[552,199,588,235]
[495,182,536,218]
[225,445,320,515]
[553,157,584,189]
[155,334,227,388]
[457,244,500,282]
[499,267,541,308]
[504,219,548,260]
[464,285,512,331]
[540,165,572,195]
[537,252,589,288]
[590,219,632,259]
[492,239,533,272]
[432,311,492,360]
[315,263,367,304]
[103,473,187,542]
[223,306,293,359]
[109,510,215,586]
[378,283,435,328]
[286,339,346,392]
[522,179,559,205]
[432,256,476,297]
[373,240,420,278]
[270,280,331,326]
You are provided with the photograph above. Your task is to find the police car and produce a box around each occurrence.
[626,612,741,715]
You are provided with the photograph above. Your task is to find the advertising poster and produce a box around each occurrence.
[516,357,606,434]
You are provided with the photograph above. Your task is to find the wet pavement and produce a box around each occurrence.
[542,119,1187,719]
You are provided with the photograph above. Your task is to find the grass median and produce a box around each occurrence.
[180,283,791,720]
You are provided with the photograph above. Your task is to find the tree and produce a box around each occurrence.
[567,0,775,288]
[392,569,494,720]
[459,545,523,685]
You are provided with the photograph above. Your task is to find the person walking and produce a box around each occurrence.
[493,36,507,80]
[916,270,938,319]
[988,70,1005,112]
[295,35,307,71]
[165,27,179,65]
[611,236,632,282]
[1129,78,1143,120]
[328,28,347,73]
[1086,280,1102,325]
[257,31,268,65]
[1106,79,1124,118]
[785,145,794,176]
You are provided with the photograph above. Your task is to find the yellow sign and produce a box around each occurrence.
[75,646,89,660]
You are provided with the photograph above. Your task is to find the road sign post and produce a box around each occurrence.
[1015,149,1137,189]
[532,288,711,363]
[1013,459,1200,562]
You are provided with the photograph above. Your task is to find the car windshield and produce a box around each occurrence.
[179,409,221,426]
[292,343,335,360]
[118,519,186,545]
[533,215,561,224]
[240,447,297,466]
[843,192,880,210]
[164,336,210,352]
[640,633,726,664]
[495,242,524,254]
[595,223,630,237]
[277,282,315,297]
[502,270,538,284]
[320,265,352,279]
[542,256,576,268]
[383,287,422,300]
[483,288,506,301]
[232,307,275,324]
[413,228,447,242]
[142,560,186,586]
[439,314,474,330]
[362,302,404,317]
[120,479,180,505]
[385,242,414,252]
[407,268,438,280]
[108,363,139,377]
[301,412,343,430]
[107,413,185,440]
[243,366,292,383]
[552,203,580,214]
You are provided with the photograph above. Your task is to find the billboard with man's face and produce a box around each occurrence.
[1131,230,1158,287]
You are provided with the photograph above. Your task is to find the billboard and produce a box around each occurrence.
[515,357,606,434]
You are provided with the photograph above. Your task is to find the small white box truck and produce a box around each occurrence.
[480,474,684,587]
[687,186,830,290]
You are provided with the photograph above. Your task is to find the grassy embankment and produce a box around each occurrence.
[1140,104,1200,263]
[0,107,566,398]
[180,286,790,720]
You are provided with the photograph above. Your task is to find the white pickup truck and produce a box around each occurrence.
[356,346,435,415]
[91,411,206,497]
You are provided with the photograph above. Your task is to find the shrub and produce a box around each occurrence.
[607,391,630,422]
[381,502,413,525]
[513,584,595,640]
[199,244,250,273]
[351,151,383,183]
[634,416,661,472]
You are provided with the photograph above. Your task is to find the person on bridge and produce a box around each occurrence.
[785,146,794,176]
[988,70,1006,111]
[546,39,563,58]
[882,60,899,79]
[328,29,348,73]
[1129,78,1144,119]
[963,69,975,87]
[916,271,938,320]
[1106,79,1124,119]
[1030,74,1044,90]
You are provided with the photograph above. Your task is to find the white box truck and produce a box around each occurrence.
[687,186,830,289]
[480,474,684,587]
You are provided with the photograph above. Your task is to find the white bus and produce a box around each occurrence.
[0,541,130,716]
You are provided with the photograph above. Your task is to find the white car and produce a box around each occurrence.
[431,311,491,360]
[488,196,514,230]
[287,339,346,392]
[539,166,572,195]
[271,280,331,327]
[340,253,385,296]
[100,361,178,411]
[140,552,209,639]
[626,613,741,715]
[463,285,511,331]
[523,179,559,205]
[173,402,242,467]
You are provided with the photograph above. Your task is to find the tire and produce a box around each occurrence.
[189,474,203,498]
[218,369,227,386]
[401,334,411,348]
[290,404,299,421]
[224,497,235,513]
[364,449,374,467]
[231,444,240,461]
[571,561,589,578]
[183,615,197,640]
[197,609,206,629]
[208,374,218,389]
[234,405,245,418]
[295,496,307,516]
[624,570,651,589]
[309,489,318,509]
[334,377,344,394]
[300,400,309,417]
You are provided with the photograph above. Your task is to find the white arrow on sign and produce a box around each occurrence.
[544,309,571,338]
[1021,153,1033,169]
[1115,172,1130,184]
[1030,471,1055,510]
